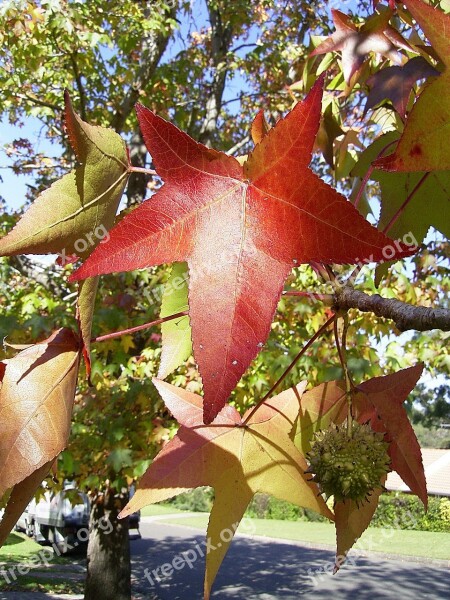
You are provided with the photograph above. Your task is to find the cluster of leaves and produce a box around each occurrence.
[0,0,449,597]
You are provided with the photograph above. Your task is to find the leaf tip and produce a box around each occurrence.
[118,506,131,520]
[63,90,83,162]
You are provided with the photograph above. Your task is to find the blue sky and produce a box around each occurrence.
[0,1,447,393]
[0,0,349,211]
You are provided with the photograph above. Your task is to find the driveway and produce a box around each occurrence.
[131,519,450,599]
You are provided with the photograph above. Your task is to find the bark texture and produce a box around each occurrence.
[84,490,131,600]
[334,286,450,331]
[198,1,234,146]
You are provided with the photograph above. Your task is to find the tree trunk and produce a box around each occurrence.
[198,1,234,147]
[84,489,131,600]
[111,1,178,133]
[126,131,149,208]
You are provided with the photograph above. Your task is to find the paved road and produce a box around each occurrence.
[1,519,449,599]
[131,520,450,600]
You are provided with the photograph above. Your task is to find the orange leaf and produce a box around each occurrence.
[120,379,333,599]
[0,329,80,500]
[251,109,270,144]
[334,479,385,572]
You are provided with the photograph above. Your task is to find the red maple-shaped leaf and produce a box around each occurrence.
[355,363,427,506]
[311,10,412,85]
[71,76,415,423]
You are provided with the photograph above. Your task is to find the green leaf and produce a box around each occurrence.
[107,448,134,473]
[0,93,129,368]
[77,276,99,377]
[0,92,128,259]
[158,262,192,379]
[353,132,450,283]
[354,132,450,243]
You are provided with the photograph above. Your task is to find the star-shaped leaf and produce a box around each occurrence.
[374,0,450,171]
[0,94,129,372]
[119,379,333,599]
[311,9,413,85]
[71,76,415,423]
[365,56,439,119]
[355,363,426,506]
[294,365,424,568]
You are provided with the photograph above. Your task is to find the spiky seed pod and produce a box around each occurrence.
[306,422,390,503]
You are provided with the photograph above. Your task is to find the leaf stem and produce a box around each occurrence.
[283,290,334,304]
[242,313,336,424]
[91,311,188,343]
[128,166,158,176]
[333,314,354,437]
[382,172,430,235]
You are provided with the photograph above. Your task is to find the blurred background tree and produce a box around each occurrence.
[0,1,448,598]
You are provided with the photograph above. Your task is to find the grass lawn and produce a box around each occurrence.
[0,532,82,594]
[0,575,83,595]
[141,503,188,517]
[0,532,46,563]
[153,514,450,561]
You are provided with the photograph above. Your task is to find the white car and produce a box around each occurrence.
[15,482,140,551]
[14,482,89,552]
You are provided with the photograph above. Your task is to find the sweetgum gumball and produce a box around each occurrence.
[306,422,391,504]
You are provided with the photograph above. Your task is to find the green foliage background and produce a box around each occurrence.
[0,0,448,498]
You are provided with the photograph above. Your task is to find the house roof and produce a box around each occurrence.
[386,448,450,496]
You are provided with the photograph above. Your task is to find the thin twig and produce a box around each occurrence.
[91,311,188,343]
[243,313,336,424]
[283,290,334,304]
[333,315,354,437]
[128,166,158,176]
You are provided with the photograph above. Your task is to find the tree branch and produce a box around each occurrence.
[198,1,234,146]
[110,1,177,132]
[334,286,450,332]
[125,130,150,207]
[13,93,60,112]
[226,135,250,156]
[8,256,69,298]
[69,53,87,121]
